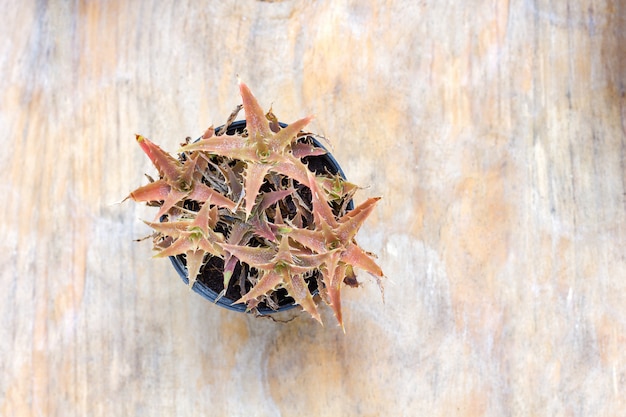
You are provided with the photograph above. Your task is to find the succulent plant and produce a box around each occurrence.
[127,81,383,329]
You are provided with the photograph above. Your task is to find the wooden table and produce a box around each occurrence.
[2,1,625,415]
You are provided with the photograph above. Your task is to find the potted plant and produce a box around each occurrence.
[127,81,383,329]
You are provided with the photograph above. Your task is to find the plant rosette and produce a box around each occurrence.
[127,81,384,329]
[168,120,352,315]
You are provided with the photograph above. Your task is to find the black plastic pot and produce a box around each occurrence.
[168,120,352,314]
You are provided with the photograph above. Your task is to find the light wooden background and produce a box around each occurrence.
[1,1,625,416]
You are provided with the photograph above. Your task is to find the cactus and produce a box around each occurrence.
[127,81,383,329]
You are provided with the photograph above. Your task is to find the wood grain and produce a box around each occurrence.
[1,0,625,415]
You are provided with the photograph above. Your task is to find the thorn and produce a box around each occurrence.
[110,196,129,205]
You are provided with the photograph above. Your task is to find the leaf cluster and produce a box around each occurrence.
[127,81,383,329]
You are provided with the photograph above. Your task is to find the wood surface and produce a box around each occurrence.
[1,0,625,415]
